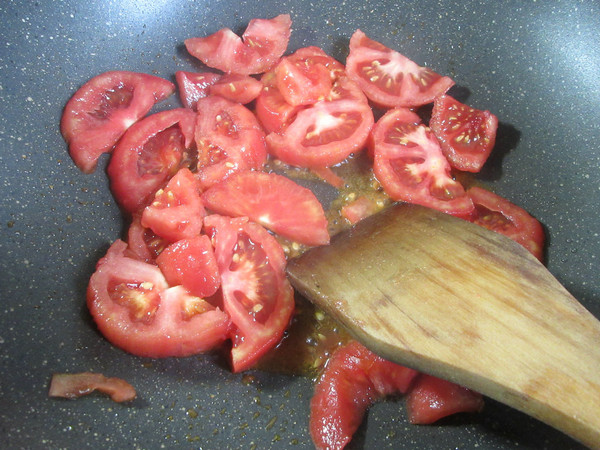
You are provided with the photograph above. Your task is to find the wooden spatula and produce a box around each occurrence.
[286,203,600,449]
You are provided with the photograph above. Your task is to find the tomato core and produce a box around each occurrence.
[137,125,186,177]
[109,281,160,323]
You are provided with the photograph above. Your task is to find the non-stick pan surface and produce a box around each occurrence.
[1,1,598,448]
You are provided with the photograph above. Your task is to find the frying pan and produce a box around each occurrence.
[1,0,598,448]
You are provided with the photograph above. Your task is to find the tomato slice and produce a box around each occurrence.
[140,167,205,243]
[430,95,499,172]
[467,186,545,261]
[346,30,454,108]
[184,14,291,75]
[406,374,484,424]
[204,215,294,372]
[266,77,374,169]
[209,74,263,104]
[201,171,330,246]
[175,71,221,110]
[156,235,220,298]
[255,71,304,133]
[371,107,474,217]
[107,108,197,214]
[87,240,230,358]
[310,341,419,450]
[61,71,175,173]
[194,96,267,189]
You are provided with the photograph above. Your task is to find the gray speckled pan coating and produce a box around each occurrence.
[1,1,598,448]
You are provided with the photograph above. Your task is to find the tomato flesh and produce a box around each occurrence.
[406,374,484,424]
[430,95,499,172]
[108,108,197,215]
[371,107,474,217]
[194,96,267,189]
[346,30,454,108]
[467,186,545,261]
[175,71,221,110]
[310,341,419,450]
[61,71,175,173]
[156,235,220,299]
[87,240,230,358]
[266,77,374,169]
[184,14,291,75]
[140,167,205,243]
[202,171,330,246]
[204,215,294,372]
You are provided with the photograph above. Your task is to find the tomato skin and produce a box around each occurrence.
[175,71,221,110]
[310,341,419,450]
[140,167,205,243]
[156,235,220,298]
[467,186,545,261]
[406,374,484,424]
[194,96,267,189]
[204,215,294,372]
[61,71,175,173]
[201,171,330,246]
[345,30,454,108]
[125,214,168,263]
[266,77,374,169]
[341,196,378,224]
[87,240,230,358]
[371,107,474,217]
[430,95,499,172]
[107,108,197,215]
[184,14,291,75]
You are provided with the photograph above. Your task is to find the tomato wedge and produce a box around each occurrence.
[156,235,220,299]
[255,71,304,133]
[184,14,291,75]
[125,214,167,263]
[467,186,545,261]
[204,215,294,372]
[266,77,374,169]
[87,240,230,358]
[209,74,263,104]
[371,107,474,217]
[140,167,205,243]
[175,71,221,110]
[430,95,499,172]
[346,30,454,108]
[310,341,419,450]
[202,171,330,246]
[61,71,175,173]
[107,108,197,215]
[194,96,267,189]
[406,374,484,424]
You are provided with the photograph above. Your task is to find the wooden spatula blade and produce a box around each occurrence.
[286,203,600,449]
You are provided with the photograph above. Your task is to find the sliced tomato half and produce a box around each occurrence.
[266,77,374,169]
[467,186,545,261]
[202,171,330,246]
[204,215,294,372]
[194,96,267,189]
[140,167,205,243]
[107,108,197,215]
[61,71,175,173]
[430,95,499,172]
[371,107,474,217]
[87,240,230,358]
[184,14,291,75]
[310,341,419,450]
[346,30,454,108]
[406,374,484,424]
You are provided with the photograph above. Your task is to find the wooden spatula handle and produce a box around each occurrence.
[287,203,600,448]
